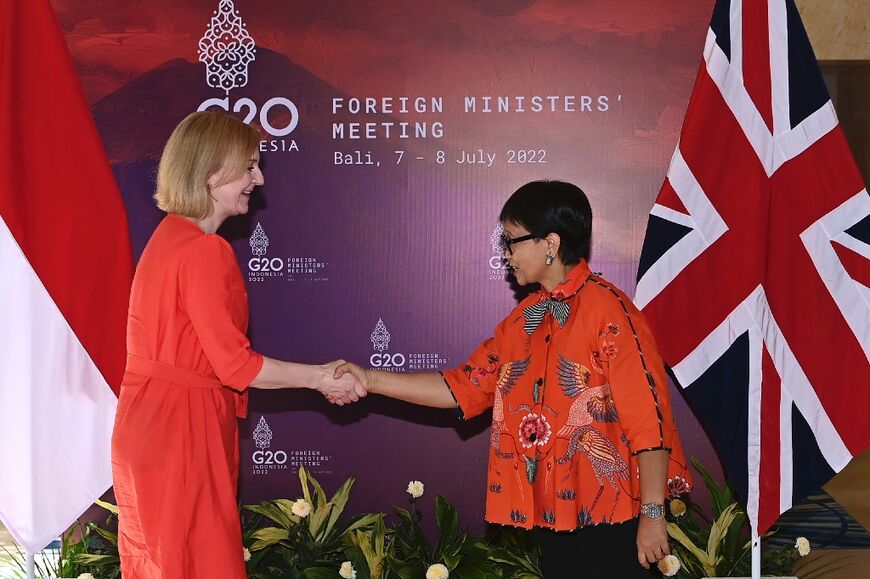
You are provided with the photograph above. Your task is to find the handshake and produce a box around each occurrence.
[269,356,451,410]
[317,360,369,405]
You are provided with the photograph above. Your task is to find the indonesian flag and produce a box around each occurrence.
[636,0,869,536]
[0,0,133,553]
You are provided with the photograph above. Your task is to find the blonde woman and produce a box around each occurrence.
[111,112,364,578]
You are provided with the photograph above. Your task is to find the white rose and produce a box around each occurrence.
[78,574,95,579]
[795,536,811,556]
[426,563,449,579]
[339,561,357,579]
[657,554,681,577]
[243,547,252,562]
[291,498,312,517]
[407,480,425,499]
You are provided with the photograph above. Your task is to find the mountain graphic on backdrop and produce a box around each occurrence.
[91,48,354,164]
[89,48,409,258]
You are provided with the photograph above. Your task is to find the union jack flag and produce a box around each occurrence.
[636,0,869,535]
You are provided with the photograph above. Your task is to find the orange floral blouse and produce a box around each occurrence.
[442,260,692,531]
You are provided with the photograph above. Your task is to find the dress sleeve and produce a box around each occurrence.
[179,235,263,391]
[594,288,677,455]
[441,318,510,420]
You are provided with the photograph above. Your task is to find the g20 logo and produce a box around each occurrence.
[248,257,283,272]
[369,352,406,369]
[252,450,287,465]
[198,97,299,137]
[489,256,508,270]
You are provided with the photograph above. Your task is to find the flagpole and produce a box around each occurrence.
[25,551,35,579]
[751,532,761,579]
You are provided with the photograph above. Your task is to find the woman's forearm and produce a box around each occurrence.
[637,449,669,505]
[249,356,324,390]
[249,357,366,406]
[366,370,458,409]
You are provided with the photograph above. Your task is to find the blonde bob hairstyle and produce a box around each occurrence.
[155,111,261,219]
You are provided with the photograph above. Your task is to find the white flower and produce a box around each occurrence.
[657,554,681,577]
[407,480,425,499]
[78,574,95,579]
[426,563,449,579]
[795,536,811,556]
[339,561,357,579]
[291,498,312,517]
[243,547,252,562]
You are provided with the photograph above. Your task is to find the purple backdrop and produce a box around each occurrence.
[56,0,724,530]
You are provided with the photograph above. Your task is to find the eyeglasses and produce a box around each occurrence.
[500,233,537,255]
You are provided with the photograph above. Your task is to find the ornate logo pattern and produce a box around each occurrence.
[370,319,391,353]
[253,415,273,450]
[198,0,256,94]
[250,222,269,256]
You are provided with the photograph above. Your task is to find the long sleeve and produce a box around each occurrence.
[178,234,263,391]
[593,287,676,455]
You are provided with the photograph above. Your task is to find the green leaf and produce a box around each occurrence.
[88,522,118,546]
[386,556,421,579]
[345,513,384,535]
[310,502,335,539]
[299,465,315,505]
[372,515,387,558]
[302,566,342,579]
[691,457,733,518]
[250,527,290,551]
[273,498,305,524]
[721,508,747,561]
[94,498,119,515]
[667,522,717,571]
[324,476,356,537]
[393,507,415,525]
[707,502,739,567]
[246,501,294,528]
[300,466,329,509]
[435,495,459,546]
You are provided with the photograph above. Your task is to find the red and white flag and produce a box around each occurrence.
[0,0,133,553]
[636,0,869,535]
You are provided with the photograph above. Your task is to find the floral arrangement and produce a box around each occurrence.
[3,461,845,579]
[655,459,826,578]
[238,467,543,578]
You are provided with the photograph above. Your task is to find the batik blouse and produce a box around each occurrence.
[442,260,692,531]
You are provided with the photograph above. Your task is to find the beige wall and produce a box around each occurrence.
[797,0,870,60]
[798,0,870,183]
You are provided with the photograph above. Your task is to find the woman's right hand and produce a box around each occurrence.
[318,360,368,405]
[333,361,370,392]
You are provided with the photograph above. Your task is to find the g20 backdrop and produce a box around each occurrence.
[55,0,719,525]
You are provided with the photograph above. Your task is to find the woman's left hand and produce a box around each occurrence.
[636,515,670,570]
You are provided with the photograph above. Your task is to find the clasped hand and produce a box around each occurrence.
[317,360,368,405]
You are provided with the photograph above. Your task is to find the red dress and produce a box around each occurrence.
[112,214,263,578]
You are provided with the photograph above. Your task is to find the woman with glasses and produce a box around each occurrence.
[336,180,690,578]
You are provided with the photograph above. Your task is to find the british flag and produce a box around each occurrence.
[636,0,869,535]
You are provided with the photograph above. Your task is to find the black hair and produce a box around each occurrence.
[499,180,592,265]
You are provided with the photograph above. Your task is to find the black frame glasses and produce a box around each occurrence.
[500,233,537,255]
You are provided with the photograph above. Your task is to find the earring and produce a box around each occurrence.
[546,254,554,266]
